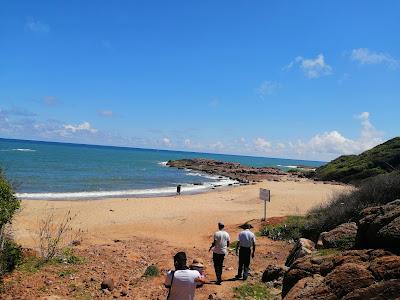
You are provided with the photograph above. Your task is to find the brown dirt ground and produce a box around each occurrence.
[1,221,291,300]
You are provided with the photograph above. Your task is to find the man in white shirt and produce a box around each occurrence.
[209,222,230,285]
[235,223,256,280]
[164,252,206,300]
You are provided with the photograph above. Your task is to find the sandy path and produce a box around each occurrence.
[13,180,348,249]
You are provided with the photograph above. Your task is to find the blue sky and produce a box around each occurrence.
[1,1,399,160]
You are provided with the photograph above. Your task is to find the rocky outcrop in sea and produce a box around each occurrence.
[166,158,299,183]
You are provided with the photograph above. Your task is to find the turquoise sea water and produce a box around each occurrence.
[0,138,325,199]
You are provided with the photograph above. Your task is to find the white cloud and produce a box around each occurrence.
[287,112,384,159]
[162,137,172,146]
[350,48,399,69]
[276,143,286,149]
[25,17,50,34]
[255,81,280,99]
[99,110,114,117]
[209,141,224,150]
[254,137,272,152]
[63,122,98,133]
[287,54,333,79]
[184,139,191,146]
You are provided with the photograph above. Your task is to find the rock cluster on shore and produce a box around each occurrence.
[276,199,400,299]
[166,158,293,183]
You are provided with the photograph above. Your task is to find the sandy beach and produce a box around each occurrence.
[13,180,349,248]
[3,179,352,299]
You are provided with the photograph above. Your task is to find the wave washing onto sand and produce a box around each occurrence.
[277,164,298,168]
[16,178,237,200]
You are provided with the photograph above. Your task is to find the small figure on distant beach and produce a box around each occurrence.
[209,222,230,285]
[235,223,256,280]
[164,252,206,300]
[177,184,181,195]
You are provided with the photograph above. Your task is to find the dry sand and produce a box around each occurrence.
[13,180,349,248]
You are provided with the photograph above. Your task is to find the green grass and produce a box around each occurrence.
[229,240,238,251]
[233,283,272,300]
[143,265,160,277]
[17,247,84,274]
[17,256,43,273]
[315,248,341,257]
[58,268,77,277]
[259,216,306,241]
[56,248,85,264]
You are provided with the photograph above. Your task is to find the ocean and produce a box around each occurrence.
[0,138,325,199]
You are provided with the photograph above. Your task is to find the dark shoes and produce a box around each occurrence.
[215,280,222,285]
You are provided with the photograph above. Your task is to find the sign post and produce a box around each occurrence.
[259,188,271,221]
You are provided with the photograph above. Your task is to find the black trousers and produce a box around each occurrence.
[212,252,225,281]
[237,247,251,279]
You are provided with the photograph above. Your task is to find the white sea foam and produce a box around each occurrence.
[277,164,298,168]
[186,172,221,180]
[0,148,36,152]
[158,161,168,166]
[12,148,36,152]
[16,178,237,200]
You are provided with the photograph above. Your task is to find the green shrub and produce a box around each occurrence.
[143,264,160,277]
[233,283,272,299]
[302,172,400,241]
[0,170,21,276]
[259,216,306,241]
[17,256,43,273]
[57,247,84,264]
[0,239,22,274]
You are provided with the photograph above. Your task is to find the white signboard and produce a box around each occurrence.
[260,188,270,202]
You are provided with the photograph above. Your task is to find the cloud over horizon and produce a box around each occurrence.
[0,105,388,161]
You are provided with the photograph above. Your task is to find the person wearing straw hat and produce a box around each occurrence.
[235,223,256,280]
[189,258,205,286]
[209,222,230,285]
[164,252,206,300]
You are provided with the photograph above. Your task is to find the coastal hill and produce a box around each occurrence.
[314,137,400,184]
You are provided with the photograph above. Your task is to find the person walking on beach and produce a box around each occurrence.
[165,252,206,300]
[235,223,256,280]
[177,184,181,195]
[209,222,230,285]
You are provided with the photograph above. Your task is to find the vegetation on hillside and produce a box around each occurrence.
[259,216,306,241]
[315,137,400,183]
[261,172,400,243]
[302,171,400,241]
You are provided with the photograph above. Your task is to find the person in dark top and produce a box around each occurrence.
[177,184,182,195]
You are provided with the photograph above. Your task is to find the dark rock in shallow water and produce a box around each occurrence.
[166,158,292,183]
